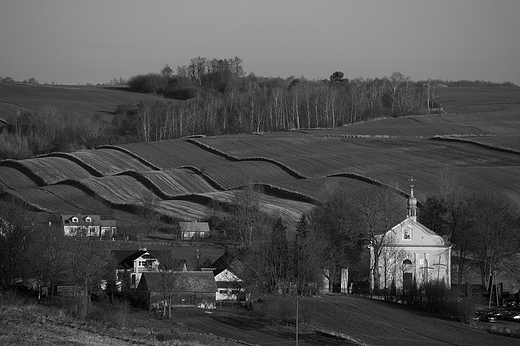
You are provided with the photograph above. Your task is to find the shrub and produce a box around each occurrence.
[0,130,33,159]
[84,299,130,328]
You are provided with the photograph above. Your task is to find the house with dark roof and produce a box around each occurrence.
[61,214,116,238]
[207,251,246,302]
[179,221,210,241]
[112,249,161,290]
[137,271,217,309]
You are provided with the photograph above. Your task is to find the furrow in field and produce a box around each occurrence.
[0,165,40,189]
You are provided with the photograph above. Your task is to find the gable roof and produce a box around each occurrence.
[61,214,102,225]
[210,250,245,276]
[179,221,210,233]
[139,271,217,293]
[111,250,158,269]
[384,218,452,248]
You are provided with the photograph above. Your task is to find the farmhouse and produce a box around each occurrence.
[369,184,452,293]
[206,251,246,302]
[61,214,116,238]
[179,221,210,240]
[112,249,162,290]
[137,271,217,309]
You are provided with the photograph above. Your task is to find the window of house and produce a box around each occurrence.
[72,217,78,223]
[131,275,135,284]
[85,217,91,223]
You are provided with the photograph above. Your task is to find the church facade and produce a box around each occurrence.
[369,184,452,293]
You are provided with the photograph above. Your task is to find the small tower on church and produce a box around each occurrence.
[407,176,417,222]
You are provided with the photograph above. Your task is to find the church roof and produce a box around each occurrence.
[386,217,452,248]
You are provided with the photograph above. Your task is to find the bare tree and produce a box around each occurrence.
[135,191,162,237]
[355,184,404,293]
[467,192,520,288]
[156,250,183,318]
[29,222,68,300]
[0,200,35,288]
[231,184,265,248]
[67,236,109,319]
[311,183,361,292]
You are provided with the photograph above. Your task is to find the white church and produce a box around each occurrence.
[369,181,452,293]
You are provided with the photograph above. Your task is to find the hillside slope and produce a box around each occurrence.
[0,83,179,120]
[1,85,519,228]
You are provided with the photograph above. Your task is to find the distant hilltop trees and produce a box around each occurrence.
[0,76,39,85]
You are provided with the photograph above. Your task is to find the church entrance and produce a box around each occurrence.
[403,259,413,293]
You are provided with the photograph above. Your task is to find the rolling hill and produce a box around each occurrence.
[0,83,180,120]
[1,84,520,231]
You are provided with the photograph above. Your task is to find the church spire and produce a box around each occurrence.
[407,176,417,222]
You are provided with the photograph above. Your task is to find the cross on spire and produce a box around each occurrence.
[409,176,416,196]
[407,176,418,220]
[409,176,416,189]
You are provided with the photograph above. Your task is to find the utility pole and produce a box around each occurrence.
[296,298,299,346]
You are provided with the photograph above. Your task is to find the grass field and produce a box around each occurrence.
[0,83,179,120]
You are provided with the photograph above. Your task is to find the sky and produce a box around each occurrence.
[1,0,520,85]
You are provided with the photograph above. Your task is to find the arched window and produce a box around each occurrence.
[402,259,413,273]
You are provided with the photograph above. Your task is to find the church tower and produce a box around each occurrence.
[407,176,417,222]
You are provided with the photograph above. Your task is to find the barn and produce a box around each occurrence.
[137,271,217,309]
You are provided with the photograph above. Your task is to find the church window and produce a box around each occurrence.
[403,225,412,240]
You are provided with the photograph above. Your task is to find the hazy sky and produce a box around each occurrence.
[1,0,519,85]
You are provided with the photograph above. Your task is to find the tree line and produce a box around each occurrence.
[1,57,452,159]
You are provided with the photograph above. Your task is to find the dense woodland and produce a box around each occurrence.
[2,56,508,159]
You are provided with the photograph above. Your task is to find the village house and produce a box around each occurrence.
[112,249,162,290]
[179,221,210,241]
[61,214,116,238]
[369,183,452,294]
[206,251,246,302]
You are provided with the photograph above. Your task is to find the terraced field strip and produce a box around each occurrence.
[117,139,231,169]
[194,135,325,159]
[273,176,408,203]
[139,169,220,195]
[0,166,39,190]
[198,136,520,178]
[203,161,302,189]
[462,135,520,152]
[69,148,157,175]
[158,200,215,220]
[332,116,487,137]
[41,184,116,211]
[202,190,315,225]
[81,175,158,205]
[15,156,96,185]
[8,187,83,212]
